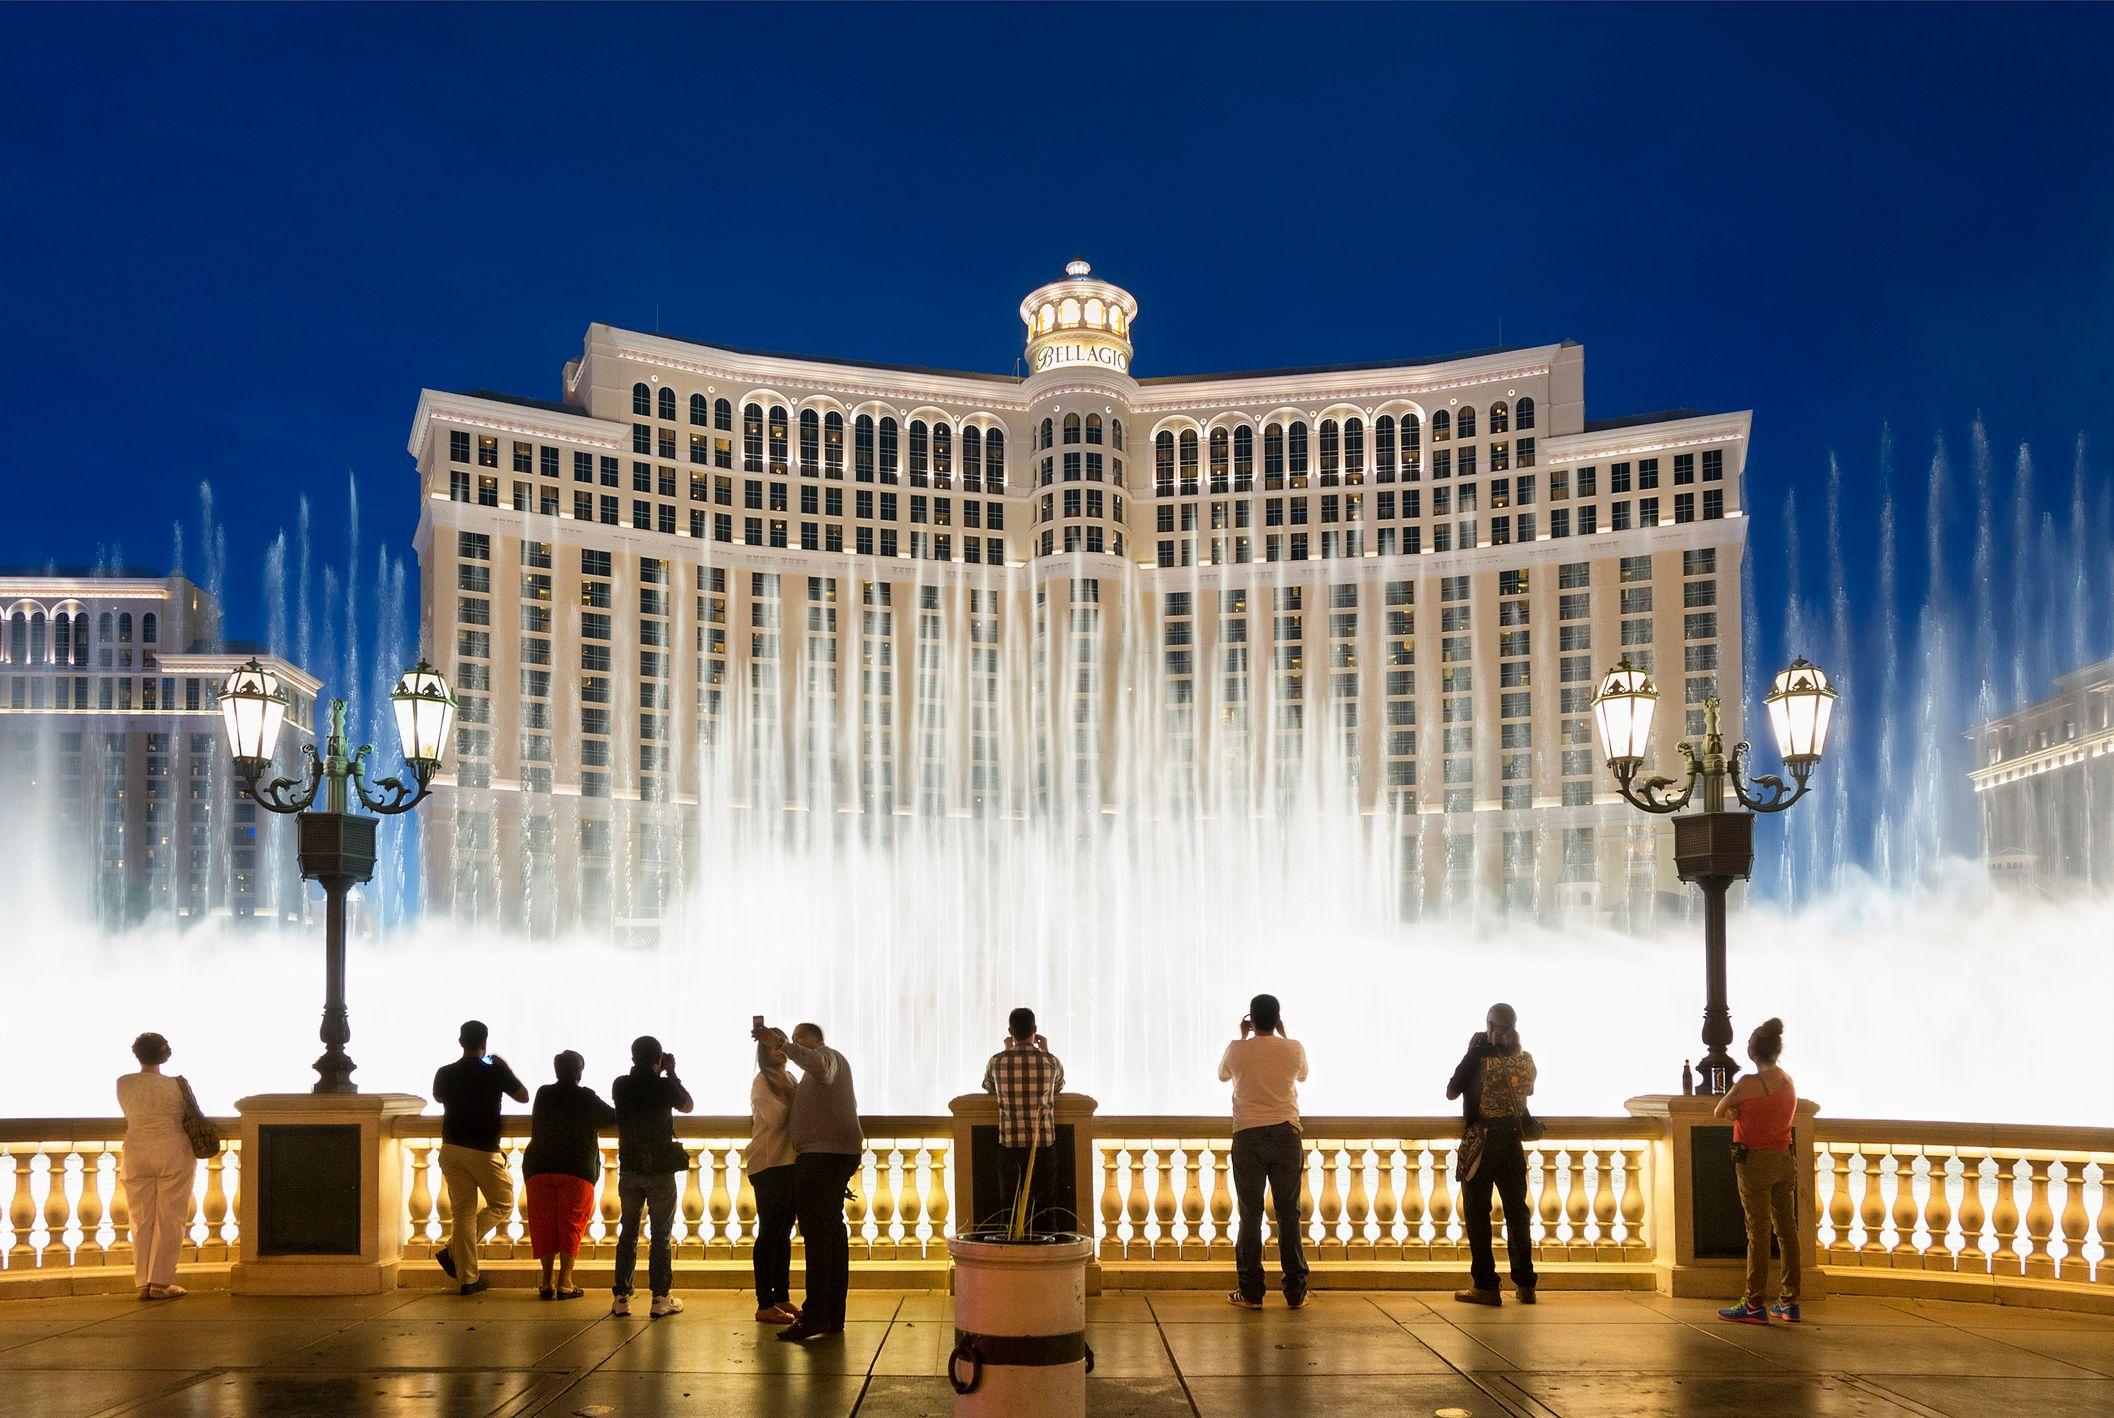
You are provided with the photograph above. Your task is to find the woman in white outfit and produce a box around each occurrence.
[116,1033,197,1300]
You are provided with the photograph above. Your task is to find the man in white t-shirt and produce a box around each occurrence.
[1217,993,1310,1310]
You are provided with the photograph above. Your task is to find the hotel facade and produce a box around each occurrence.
[0,571,317,925]
[409,261,1750,933]
[1968,656,2114,892]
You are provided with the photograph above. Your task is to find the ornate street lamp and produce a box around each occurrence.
[1591,655,1836,1093]
[218,657,455,1093]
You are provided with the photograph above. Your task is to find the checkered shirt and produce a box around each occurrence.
[982,1043,1065,1149]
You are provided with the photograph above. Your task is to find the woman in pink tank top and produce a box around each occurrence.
[1712,1018,1801,1324]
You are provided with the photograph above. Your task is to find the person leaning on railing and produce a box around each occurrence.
[116,1032,201,1301]
[981,1006,1067,1233]
[1714,1018,1801,1325]
[521,1050,617,1302]
[752,1020,863,1343]
[1449,1003,1538,1308]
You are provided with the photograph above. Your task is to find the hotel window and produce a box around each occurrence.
[1674,492,1696,523]
[1611,463,1632,495]
[633,382,651,416]
[1673,452,1695,485]
[768,407,788,475]
[1702,449,1723,481]
[1516,397,1536,430]
[1063,413,1081,445]
[1456,406,1476,438]
[1318,419,1339,479]
[1576,466,1597,497]
[986,429,1005,491]
[657,386,675,421]
[1344,417,1364,481]
[1684,548,1716,576]
[854,415,875,480]
[1703,489,1725,519]
[800,410,820,476]
[879,417,899,481]
[1639,458,1660,490]
[1209,428,1229,490]
[1640,497,1659,527]
[1179,430,1198,492]
[449,430,470,462]
[1373,415,1396,480]
[1287,421,1308,478]
[477,435,498,467]
[1263,425,1285,483]
[1431,409,1450,442]
[932,423,952,484]
[743,404,764,471]
[1611,502,1632,531]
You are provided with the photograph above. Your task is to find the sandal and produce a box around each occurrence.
[538,1286,556,1301]
[557,1287,585,1301]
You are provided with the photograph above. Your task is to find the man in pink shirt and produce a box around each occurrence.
[1217,993,1310,1309]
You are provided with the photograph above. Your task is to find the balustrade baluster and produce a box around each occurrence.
[1429,1149,1457,1259]
[1316,1143,1345,1262]
[504,1142,528,1257]
[1563,1147,1589,1260]
[1826,1146,1856,1263]
[733,1151,756,1257]
[900,1146,927,1256]
[1098,1145,1124,1260]
[1620,1146,1647,1258]
[1124,1146,1150,1260]
[2093,1159,2113,1286]
[1921,1151,1955,1273]
[76,1146,107,1264]
[707,1144,735,1256]
[1400,1147,1429,1260]
[1888,1147,1921,1267]
[2056,1156,2091,1283]
[1207,1144,1233,1257]
[404,1143,436,1257]
[223,1145,240,1260]
[2022,1156,2057,1280]
[182,1151,208,1262]
[1590,1149,1617,1261]
[1179,1141,1207,1259]
[1345,1142,1373,1258]
[1531,1146,1558,1260]
[39,1147,68,1265]
[844,1153,871,1259]
[872,1147,902,1260]
[107,1150,132,1272]
[4,1146,30,1267]
[1151,1143,1179,1258]
[1955,1151,1988,1275]
[926,1140,950,1248]
[592,1140,620,1257]
[1857,1148,1887,1263]
[1371,1144,1401,1260]
[200,1148,230,1263]
[1990,1154,2023,1276]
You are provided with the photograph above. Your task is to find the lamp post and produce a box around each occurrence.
[1590,656,1836,1094]
[218,657,455,1094]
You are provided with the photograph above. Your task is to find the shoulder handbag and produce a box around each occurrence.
[175,1076,222,1159]
[1458,1120,1487,1183]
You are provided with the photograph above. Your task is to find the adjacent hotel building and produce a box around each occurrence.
[409,261,1750,932]
[1968,656,2114,892]
[0,571,317,925]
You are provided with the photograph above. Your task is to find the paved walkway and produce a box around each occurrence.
[0,1287,2109,1416]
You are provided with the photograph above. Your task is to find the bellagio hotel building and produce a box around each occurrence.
[409,260,1749,932]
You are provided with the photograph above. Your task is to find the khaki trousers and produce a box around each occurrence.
[122,1140,198,1289]
[1735,1147,1801,1305]
[440,1142,514,1285]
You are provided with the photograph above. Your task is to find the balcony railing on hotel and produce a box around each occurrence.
[5,1114,2108,1301]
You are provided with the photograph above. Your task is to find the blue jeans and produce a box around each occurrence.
[613,1171,677,1298]
[1231,1123,1308,1302]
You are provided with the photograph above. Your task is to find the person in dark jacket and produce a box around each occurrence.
[522,1050,618,1300]
[1447,1003,1539,1307]
[611,1035,694,1318]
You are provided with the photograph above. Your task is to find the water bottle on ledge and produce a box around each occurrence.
[1681,1059,1694,1097]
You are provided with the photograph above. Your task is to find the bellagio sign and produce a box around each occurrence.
[1034,341,1130,374]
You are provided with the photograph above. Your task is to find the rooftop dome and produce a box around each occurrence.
[1019,258,1139,376]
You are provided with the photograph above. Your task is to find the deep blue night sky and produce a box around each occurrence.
[5,4,2111,882]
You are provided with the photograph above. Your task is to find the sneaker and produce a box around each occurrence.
[650,1295,684,1319]
[1226,1290,1263,1310]
[1769,1301,1801,1323]
[1517,1287,1537,1305]
[610,1295,631,1317]
[458,1277,489,1297]
[1453,1288,1502,1307]
[435,1245,456,1279]
[1285,1292,1308,1311]
[1718,1301,1768,1325]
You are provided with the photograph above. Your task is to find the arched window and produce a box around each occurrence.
[1431,409,1450,442]
[27,612,45,662]
[6,613,23,664]
[1344,417,1365,481]
[633,382,652,416]
[908,419,929,479]
[1209,428,1229,489]
[799,409,820,476]
[1084,297,1105,328]
[141,612,158,644]
[99,611,113,643]
[1040,417,1054,450]
[1038,303,1056,334]
[1516,397,1536,431]
[1456,406,1476,439]
[767,407,789,474]
[1489,401,1509,434]
[986,429,1005,491]
[855,415,876,480]
[690,393,708,426]
[823,412,844,478]
[1404,412,1422,458]
[962,426,982,484]
[879,417,899,481]
[1318,418,1340,477]
[1178,430,1198,489]
[1086,413,1103,445]
[1111,418,1125,451]
[1263,425,1285,481]
[1375,415,1397,478]
[1155,431,1175,494]
[743,404,764,471]
[1233,425,1254,487]
[118,612,134,643]
[1059,297,1080,327]
[932,422,952,480]
[1063,413,1081,445]
[657,386,676,421]
[1288,421,1309,476]
[715,398,733,431]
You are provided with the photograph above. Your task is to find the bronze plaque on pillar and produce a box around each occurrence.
[256,1123,363,1255]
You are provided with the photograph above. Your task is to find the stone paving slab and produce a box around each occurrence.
[0,1288,2109,1415]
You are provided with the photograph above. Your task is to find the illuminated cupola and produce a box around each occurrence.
[1019,258,1139,377]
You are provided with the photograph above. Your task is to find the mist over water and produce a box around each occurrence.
[3,420,2109,1122]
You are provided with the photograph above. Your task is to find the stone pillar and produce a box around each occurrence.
[231,1093,425,1295]
[1625,1094,1826,1301]
[949,1092,1100,1292]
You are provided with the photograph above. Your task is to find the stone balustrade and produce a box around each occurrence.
[1811,1120,2114,1289]
[5,1112,2109,1310]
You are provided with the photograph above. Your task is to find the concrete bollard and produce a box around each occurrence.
[946,1234,1095,1415]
